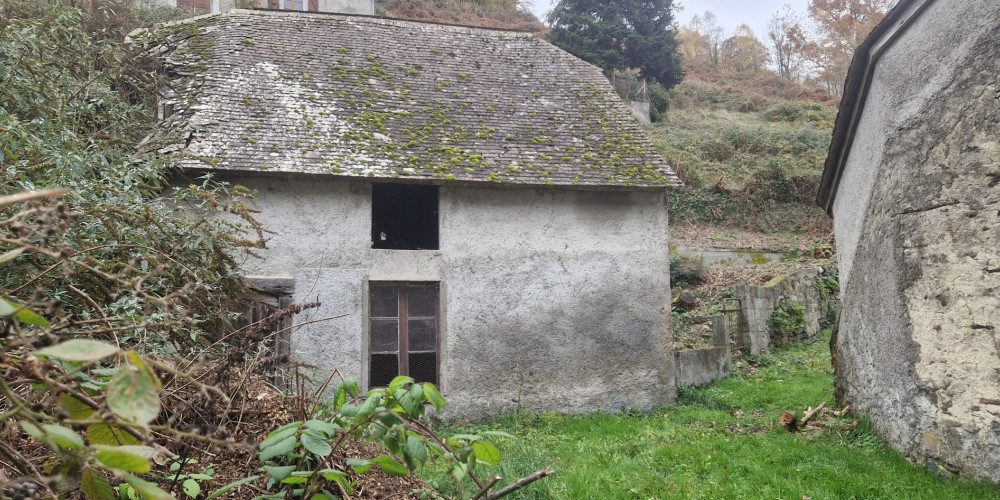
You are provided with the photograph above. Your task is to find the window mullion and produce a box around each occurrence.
[398,288,409,377]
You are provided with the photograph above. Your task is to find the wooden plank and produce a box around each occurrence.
[247,276,295,295]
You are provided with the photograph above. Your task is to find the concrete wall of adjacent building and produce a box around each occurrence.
[234,176,676,418]
[831,0,1000,483]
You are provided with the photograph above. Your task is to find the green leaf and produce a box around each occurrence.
[342,377,360,398]
[319,469,347,481]
[372,455,409,477]
[61,393,95,419]
[465,447,477,475]
[300,431,332,457]
[35,339,119,362]
[40,423,85,450]
[265,421,302,439]
[260,422,301,449]
[422,382,446,411]
[357,394,380,418]
[339,404,360,418]
[107,353,160,426]
[123,475,172,500]
[87,424,141,446]
[81,467,114,500]
[0,297,50,326]
[96,448,150,473]
[376,411,402,428]
[182,478,201,498]
[346,458,372,474]
[258,435,297,462]
[19,421,44,441]
[388,376,414,392]
[402,435,427,470]
[188,473,213,481]
[479,430,516,440]
[399,384,425,416]
[334,383,347,410]
[102,445,157,459]
[281,476,308,484]
[205,475,259,499]
[471,442,501,467]
[262,465,296,482]
[451,463,467,483]
[304,419,339,437]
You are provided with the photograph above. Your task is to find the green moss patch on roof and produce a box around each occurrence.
[140,9,679,188]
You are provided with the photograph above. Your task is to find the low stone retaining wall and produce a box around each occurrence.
[674,267,837,385]
[673,245,790,269]
[675,316,731,387]
[733,266,836,355]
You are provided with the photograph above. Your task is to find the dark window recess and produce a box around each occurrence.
[371,184,439,250]
[369,283,439,387]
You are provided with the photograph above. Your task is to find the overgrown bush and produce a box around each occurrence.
[670,252,706,288]
[649,82,670,123]
[0,0,264,351]
[769,299,807,346]
[759,101,836,128]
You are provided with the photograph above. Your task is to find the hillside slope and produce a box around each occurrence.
[650,62,838,249]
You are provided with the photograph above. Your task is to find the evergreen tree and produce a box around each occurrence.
[546,0,684,89]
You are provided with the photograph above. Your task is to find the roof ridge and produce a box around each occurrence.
[228,8,540,35]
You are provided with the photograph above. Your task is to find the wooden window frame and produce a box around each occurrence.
[367,282,440,388]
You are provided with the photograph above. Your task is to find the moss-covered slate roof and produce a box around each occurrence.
[139,9,679,188]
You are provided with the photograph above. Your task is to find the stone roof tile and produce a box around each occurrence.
[138,9,679,189]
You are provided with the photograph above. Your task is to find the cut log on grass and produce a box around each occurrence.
[779,410,798,432]
[799,402,826,427]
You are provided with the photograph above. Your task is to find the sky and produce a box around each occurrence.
[529,0,813,39]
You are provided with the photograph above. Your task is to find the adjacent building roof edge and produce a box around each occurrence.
[816,0,934,216]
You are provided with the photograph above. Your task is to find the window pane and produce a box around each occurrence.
[408,287,437,317]
[409,352,437,384]
[370,353,398,387]
[408,319,436,351]
[370,319,398,352]
[370,286,397,317]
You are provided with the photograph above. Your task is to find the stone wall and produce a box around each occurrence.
[830,0,1000,483]
[675,316,731,387]
[733,267,832,355]
[232,176,676,419]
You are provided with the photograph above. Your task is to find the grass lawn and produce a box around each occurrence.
[424,338,999,499]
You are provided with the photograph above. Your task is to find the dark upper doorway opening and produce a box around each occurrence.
[371,183,439,250]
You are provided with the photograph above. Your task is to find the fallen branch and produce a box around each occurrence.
[979,398,1000,406]
[486,467,554,499]
[798,402,826,427]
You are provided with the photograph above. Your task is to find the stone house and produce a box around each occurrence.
[817,0,1000,482]
[137,9,680,418]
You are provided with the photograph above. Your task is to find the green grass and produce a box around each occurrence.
[424,338,999,499]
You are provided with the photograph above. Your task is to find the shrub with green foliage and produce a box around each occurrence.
[769,299,807,345]
[0,0,263,351]
[759,101,836,128]
[669,252,706,288]
[649,82,670,123]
